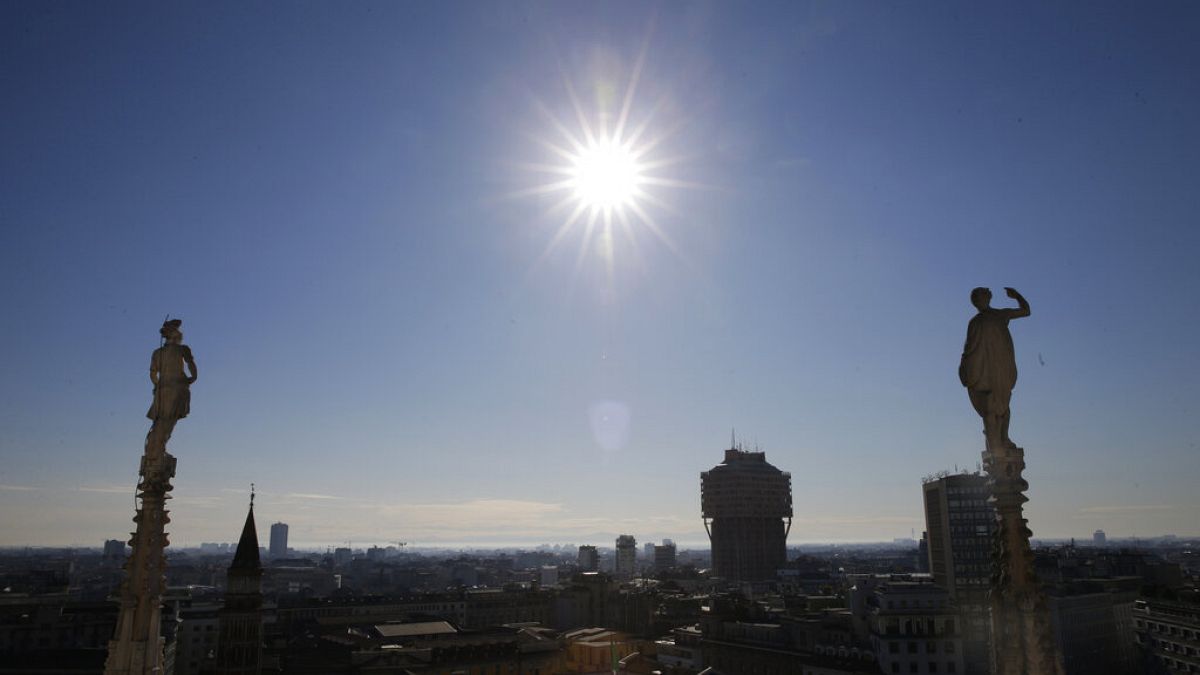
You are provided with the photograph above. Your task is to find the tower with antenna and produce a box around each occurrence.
[701,433,793,582]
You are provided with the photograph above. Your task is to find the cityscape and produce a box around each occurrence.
[3,3,1199,675]
[3,440,1198,674]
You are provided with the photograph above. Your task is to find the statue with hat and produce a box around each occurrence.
[146,318,197,455]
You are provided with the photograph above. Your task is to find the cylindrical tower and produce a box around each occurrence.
[701,442,792,582]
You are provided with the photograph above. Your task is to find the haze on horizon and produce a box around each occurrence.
[1,2,1198,550]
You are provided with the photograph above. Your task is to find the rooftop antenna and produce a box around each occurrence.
[730,428,736,450]
[250,483,255,509]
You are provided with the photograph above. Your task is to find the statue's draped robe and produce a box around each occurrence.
[147,344,192,421]
[959,310,1017,413]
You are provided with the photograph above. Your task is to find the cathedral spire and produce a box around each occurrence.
[218,495,263,674]
[230,491,261,572]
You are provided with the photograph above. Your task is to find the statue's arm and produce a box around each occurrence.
[1004,287,1031,319]
[183,346,198,384]
[149,350,160,386]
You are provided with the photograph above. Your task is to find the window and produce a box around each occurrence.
[890,642,900,654]
[910,664,918,674]
[947,662,956,673]
[930,663,938,673]
[908,641,918,654]
[891,664,899,674]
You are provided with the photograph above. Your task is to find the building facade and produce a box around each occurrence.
[869,579,965,675]
[701,443,793,582]
[1134,598,1200,674]
[922,472,994,675]
[615,535,637,580]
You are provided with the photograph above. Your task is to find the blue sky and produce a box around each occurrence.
[1,2,1197,548]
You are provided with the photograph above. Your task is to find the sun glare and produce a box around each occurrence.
[514,51,698,282]
[571,139,642,211]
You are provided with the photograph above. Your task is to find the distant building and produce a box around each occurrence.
[216,502,263,675]
[916,532,930,574]
[268,522,288,558]
[922,472,994,675]
[1093,529,1107,547]
[577,545,599,572]
[615,535,637,579]
[654,540,677,571]
[103,539,127,563]
[540,565,559,587]
[333,547,353,566]
[701,441,792,581]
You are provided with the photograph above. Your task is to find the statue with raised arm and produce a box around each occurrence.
[146,319,197,455]
[959,287,1030,453]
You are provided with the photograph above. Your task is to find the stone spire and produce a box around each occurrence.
[106,320,196,675]
[216,493,263,675]
[985,445,1064,675]
[104,452,175,675]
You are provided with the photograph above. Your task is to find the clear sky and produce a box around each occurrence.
[2,2,1198,549]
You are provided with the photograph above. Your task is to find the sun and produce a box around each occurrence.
[513,54,695,278]
[570,139,642,212]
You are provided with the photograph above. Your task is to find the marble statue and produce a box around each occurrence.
[959,287,1030,452]
[146,319,197,454]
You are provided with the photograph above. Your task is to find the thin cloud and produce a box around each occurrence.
[285,493,347,501]
[0,484,39,492]
[79,485,132,494]
[1078,505,1175,515]
[795,515,920,526]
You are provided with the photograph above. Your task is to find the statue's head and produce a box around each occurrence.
[970,287,992,311]
[160,319,183,343]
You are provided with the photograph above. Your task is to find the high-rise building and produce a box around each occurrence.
[1093,529,1107,547]
[578,545,599,572]
[269,522,288,558]
[654,540,677,571]
[700,442,792,582]
[923,472,995,675]
[615,535,637,579]
[216,500,263,675]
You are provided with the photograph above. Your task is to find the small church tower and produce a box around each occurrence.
[216,490,263,675]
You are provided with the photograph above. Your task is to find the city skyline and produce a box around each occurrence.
[2,3,1199,548]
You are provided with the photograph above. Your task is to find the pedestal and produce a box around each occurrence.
[105,451,176,675]
[982,444,1063,675]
